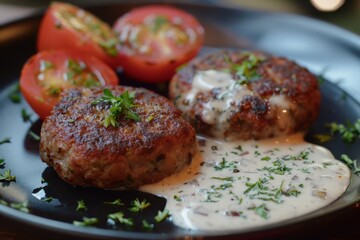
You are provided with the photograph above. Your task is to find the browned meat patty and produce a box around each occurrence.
[40,86,197,189]
[169,50,321,140]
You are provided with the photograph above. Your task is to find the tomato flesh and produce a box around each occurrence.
[38,2,121,68]
[113,5,204,82]
[20,50,119,120]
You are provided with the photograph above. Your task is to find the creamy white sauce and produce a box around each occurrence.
[178,70,253,137]
[177,70,295,139]
[141,134,350,231]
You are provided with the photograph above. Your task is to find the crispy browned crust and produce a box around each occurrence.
[169,50,321,140]
[40,86,197,189]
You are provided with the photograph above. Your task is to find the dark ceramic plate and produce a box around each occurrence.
[0,1,360,240]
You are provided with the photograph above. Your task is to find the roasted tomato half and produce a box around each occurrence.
[113,5,205,83]
[37,2,121,68]
[20,50,119,120]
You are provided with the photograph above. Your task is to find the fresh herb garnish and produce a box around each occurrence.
[76,200,87,211]
[0,159,5,168]
[340,154,360,175]
[313,134,332,143]
[21,109,33,124]
[142,219,154,230]
[0,169,16,182]
[224,52,264,83]
[0,137,11,145]
[73,217,98,227]
[248,203,269,219]
[214,157,235,171]
[41,196,53,203]
[28,131,40,141]
[151,15,168,32]
[129,198,151,212]
[104,198,124,206]
[92,89,140,127]
[107,212,134,226]
[10,202,29,213]
[326,119,360,142]
[154,209,170,223]
[8,83,21,103]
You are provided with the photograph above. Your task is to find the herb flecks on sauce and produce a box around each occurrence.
[140,135,351,231]
[92,89,140,127]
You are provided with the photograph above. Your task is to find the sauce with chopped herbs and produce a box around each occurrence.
[141,134,350,231]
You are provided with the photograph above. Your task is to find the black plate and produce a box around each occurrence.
[1,1,360,240]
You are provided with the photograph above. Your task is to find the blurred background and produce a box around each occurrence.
[0,0,359,35]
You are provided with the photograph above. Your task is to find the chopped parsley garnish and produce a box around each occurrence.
[248,203,269,219]
[41,196,53,203]
[10,202,29,213]
[173,195,182,202]
[313,134,332,143]
[108,212,134,226]
[21,109,33,124]
[142,219,154,230]
[0,137,11,145]
[73,217,98,227]
[92,89,140,127]
[103,198,124,206]
[326,119,360,142]
[28,131,41,141]
[340,154,360,175]
[76,200,87,211]
[214,157,235,171]
[224,52,264,83]
[0,169,16,182]
[8,83,21,103]
[129,198,151,212]
[154,209,170,223]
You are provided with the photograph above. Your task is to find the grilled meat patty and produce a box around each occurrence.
[40,86,197,189]
[169,50,321,140]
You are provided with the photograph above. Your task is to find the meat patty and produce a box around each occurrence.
[40,86,197,189]
[169,50,321,140]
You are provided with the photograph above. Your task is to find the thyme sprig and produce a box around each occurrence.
[326,119,360,142]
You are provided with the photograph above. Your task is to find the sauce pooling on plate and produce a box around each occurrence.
[141,134,350,231]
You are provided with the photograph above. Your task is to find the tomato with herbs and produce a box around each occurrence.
[20,50,119,120]
[113,5,205,82]
[37,2,121,68]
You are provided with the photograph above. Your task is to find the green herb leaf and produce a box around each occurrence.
[341,154,360,175]
[73,217,98,227]
[142,219,154,230]
[0,169,16,182]
[8,83,21,103]
[0,137,11,145]
[28,131,40,141]
[0,159,5,168]
[107,212,133,226]
[103,198,124,206]
[21,109,33,124]
[76,200,87,211]
[129,198,150,212]
[248,203,269,219]
[10,202,29,213]
[326,119,360,142]
[92,89,140,127]
[41,196,53,203]
[154,209,170,223]
[313,134,332,143]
